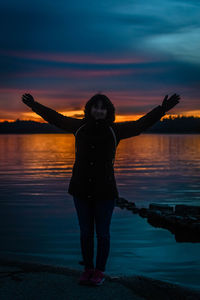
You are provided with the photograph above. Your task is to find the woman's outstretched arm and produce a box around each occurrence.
[115,93,180,140]
[22,93,83,134]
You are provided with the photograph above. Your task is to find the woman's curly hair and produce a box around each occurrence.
[84,93,115,124]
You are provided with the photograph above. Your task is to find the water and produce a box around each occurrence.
[0,133,200,290]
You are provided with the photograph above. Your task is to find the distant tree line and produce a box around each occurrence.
[0,119,65,134]
[0,116,200,134]
[147,116,200,133]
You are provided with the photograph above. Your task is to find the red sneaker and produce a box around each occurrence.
[89,268,105,286]
[78,268,95,285]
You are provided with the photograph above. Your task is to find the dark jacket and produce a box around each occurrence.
[28,101,165,201]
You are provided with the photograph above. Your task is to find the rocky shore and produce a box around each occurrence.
[116,198,200,242]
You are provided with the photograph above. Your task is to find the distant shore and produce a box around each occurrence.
[0,116,200,134]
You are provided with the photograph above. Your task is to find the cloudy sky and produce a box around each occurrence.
[0,0,199,122]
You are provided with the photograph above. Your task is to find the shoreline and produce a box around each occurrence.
[0,257,200,299]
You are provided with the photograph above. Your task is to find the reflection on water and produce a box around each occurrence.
[0,134,75,179]
[0,133,200,290]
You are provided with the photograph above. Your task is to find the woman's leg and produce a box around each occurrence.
[94,198,116,272]
[73,196,95,270]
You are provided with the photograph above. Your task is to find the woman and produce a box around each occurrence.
[22,92,180,286]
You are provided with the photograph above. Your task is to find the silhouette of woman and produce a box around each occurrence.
[22,92,180,285]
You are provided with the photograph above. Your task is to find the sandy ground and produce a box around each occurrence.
[0,258,200,300]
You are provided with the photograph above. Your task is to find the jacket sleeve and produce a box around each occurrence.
[27,101,82,134]
[115,105,166,140]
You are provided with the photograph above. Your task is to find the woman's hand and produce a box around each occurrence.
[22,93,35,106]
[161,93,180,113]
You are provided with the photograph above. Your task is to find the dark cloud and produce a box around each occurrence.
[0,0,199,118]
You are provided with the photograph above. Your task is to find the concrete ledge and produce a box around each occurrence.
[0,258,200,300]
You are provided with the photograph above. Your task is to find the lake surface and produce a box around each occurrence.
[0,133,200,290]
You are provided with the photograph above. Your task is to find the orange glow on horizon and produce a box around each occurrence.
[0,119,15,122]
[1,110,200,123]
[3,110,163,122]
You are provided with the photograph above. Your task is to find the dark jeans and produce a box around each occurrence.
[73,196,116,272]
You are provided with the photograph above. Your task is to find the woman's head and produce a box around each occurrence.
[84,93,115,123]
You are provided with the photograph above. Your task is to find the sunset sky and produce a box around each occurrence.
[0,0,199,122]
